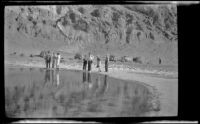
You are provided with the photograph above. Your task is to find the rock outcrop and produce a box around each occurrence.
[5,5,177,65]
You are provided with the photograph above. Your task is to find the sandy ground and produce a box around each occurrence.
[5,55,178,116]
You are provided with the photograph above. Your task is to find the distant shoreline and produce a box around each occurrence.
[5,58,178,79]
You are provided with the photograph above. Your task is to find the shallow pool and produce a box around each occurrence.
[5,67,160,118]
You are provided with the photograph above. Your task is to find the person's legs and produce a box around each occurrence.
[83,61,85,70]
[49,60,51,68]
[56,61,59,69]
[52,60,54,68]
[88,61,90,72]
[47,60,49,68]
[105,63,108,72]
[48,60,50,68]
[105,63,107,72]
[46,60,48,68]
[90,61,92,71]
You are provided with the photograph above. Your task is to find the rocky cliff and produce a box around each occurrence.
[4,5,177,65]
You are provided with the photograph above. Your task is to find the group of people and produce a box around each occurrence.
[45,51,61,69]
[82,53,109,72]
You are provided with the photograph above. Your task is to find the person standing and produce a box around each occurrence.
[52,52,56,68]
[105,54,109,72]
[56,53,61,69]
[47,51,51,68]
[88,52,93,72]
[96,56,101,72]
[83,55,87,71]
[45,51,48,69]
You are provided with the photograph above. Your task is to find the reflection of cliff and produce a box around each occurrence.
[5,69,160,117]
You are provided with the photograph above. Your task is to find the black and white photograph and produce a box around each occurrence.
[4,3,179,119]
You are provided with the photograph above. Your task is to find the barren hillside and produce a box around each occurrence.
[4,5,177,65]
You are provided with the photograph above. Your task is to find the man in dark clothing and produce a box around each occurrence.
[83,55,87,71]
[45,51,48,69]
[105,54,109,72]
[47,51,51,68]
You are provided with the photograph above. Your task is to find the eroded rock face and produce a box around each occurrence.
[5,5,177,65]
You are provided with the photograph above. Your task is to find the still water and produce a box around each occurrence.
[5,67,160,118]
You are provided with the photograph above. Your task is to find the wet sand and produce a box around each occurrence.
[101,70,178,116]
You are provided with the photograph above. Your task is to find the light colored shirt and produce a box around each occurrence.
[57,55,61,65]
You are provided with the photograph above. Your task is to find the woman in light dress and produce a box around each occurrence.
[56,53,61,69]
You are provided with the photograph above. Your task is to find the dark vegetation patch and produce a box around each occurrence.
[132,57,142,64]
[149,32,154,40]
[73,19,89,32]
[56,6,62,15]
[126,27,132,44]
[135,21,143,31]
[78,7,85,14]
[61,16,70,26]
[91,9,101,18]
[20,53,24,57]
[126,13,134,26]
[10,52,17,56]
[112,11,120,28]
[137,32,141,41]
[69,12,76,23]
[109,55,116,62]
[159,58,161,64]
[74,53,82,60]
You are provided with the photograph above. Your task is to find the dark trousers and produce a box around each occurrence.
[45,60,48,68]
[105,62,108,72]
[83,61,87,70]
[88,61,92,71]
[47,60,51,68]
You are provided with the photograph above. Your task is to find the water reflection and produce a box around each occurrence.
[56,70,60,86]
[82,71,87,83]
[88,72,91,83]
[20,68,24,72]
[5,67,161,118]
[44,69,60,87]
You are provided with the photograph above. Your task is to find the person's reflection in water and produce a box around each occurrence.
[93,75,100,94]
[82,71,87,83]
[51,70,55,85]
[88,72,93,89]
[56,70,60,86]
[45,69,51,83]
[103,75,108,92]
[39,68,43,73]
[96,75,100,89]
[96,74,108,98]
